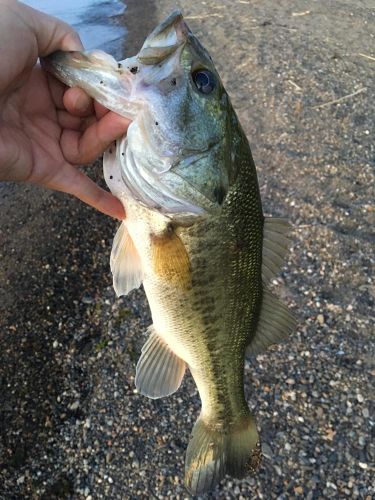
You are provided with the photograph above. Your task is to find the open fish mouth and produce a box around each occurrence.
[41,11,188,120]
[41,49,140,119]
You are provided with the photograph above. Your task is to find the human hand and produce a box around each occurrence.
[0,0,129,219]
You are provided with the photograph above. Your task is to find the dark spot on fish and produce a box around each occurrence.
[170,77,177,86]
[118,63,122,69]
[213,185,226,205]
[130,66,138,74]
[100,80,104,84]
[109,175,113,179]
[121,152,125,156]
[155,121,159,126]
[233,239,248,252]
[166,223,174,235]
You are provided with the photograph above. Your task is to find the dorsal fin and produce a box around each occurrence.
[110,222,143,296]
[247,288,296,355]
[262,217,292,283]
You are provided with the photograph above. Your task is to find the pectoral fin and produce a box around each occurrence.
[247,288,296,355]
[151,228,191,289]
[110,222,143,296]
[135,326,186,399]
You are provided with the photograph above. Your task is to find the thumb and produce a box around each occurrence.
[22,2,83,55]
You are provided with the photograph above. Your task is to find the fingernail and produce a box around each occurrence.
[76,94,90,113]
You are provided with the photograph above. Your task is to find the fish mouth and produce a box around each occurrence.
[137,10,188,65]
[41,10,188,119]
[41,50,139,119]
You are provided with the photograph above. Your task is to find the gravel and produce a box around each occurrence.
[0,0,374,498]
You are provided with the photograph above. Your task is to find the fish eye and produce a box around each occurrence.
[192,69,215,94]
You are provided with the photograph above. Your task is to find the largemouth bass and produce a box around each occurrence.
[43,11,296,494]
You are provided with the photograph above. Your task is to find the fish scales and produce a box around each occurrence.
[43,10,296,495]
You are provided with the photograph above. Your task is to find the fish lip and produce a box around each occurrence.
[41,50,138,120]
[137,10,189,66]
[42,50,122,75]
[143,10,189,45]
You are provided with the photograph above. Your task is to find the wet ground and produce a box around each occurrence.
[23,0,127,58]
[0,0,374,498]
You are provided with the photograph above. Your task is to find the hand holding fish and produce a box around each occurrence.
[0,0,129,219]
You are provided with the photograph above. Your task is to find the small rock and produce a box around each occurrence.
[362,408,369,418]
[358,462,368,469]
[274,465,282,476]
[317,314,325,325]
[82,294,94,304]
[327,481,337,490]
[69,401,80,411]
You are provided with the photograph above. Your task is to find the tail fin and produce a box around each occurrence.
[185,415,261,494]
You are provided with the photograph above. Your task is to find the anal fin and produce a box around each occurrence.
[110,222,143,296]
[247,288,296,355]
[135,327,186,399]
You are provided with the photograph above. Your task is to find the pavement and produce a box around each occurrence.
[0,0,374,498]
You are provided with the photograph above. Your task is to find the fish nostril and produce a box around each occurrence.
[130,66,139,74]
[170,77,177,86]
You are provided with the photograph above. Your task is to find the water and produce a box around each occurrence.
[23,0,127,58]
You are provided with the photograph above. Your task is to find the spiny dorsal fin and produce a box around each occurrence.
[247,288,296,355]
[262,217,292,284]
[110,222,143,297]
[135,326,186,399]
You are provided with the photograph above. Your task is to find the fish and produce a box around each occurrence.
[43,11,296,494]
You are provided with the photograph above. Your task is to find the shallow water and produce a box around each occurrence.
[23,0,127,58]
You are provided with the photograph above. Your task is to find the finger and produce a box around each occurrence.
[25,3,83,54]
[46,73,67,110]
[94,101,109,119]
[64,87,95,117]
[57,110,84,130]
[61,112,131,164]
[45,163,126,219]
[57,111,97,132]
